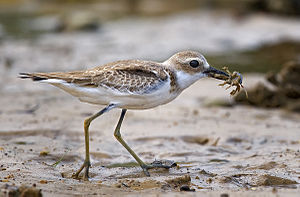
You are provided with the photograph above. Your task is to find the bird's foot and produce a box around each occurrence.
[141,160,177,176]
[72,160,91,180]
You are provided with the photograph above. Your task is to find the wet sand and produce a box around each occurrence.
[1,73,299,196]
[0,11,300,196]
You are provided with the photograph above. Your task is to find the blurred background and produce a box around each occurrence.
[1,2,300,194]
[0,0,300,111]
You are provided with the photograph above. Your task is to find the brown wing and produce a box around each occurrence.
[90,61,169,94]
[20,60,169,94]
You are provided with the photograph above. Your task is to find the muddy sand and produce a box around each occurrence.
[0,11,300,197]
[0,72,299,196]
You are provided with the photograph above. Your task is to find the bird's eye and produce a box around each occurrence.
[189,60,199,68]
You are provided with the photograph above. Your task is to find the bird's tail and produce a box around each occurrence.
[18,71,93,85]
[19,72,50,81]
[18,72,79,82]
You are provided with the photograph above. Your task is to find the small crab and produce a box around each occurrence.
[218,67,248,97]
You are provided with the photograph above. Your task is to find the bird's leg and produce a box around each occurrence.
[113,109,149,175]
[114,109,176,177]
[72,104,115,180]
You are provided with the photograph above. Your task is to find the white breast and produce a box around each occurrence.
[47,77,177,110]
[175,71,206,90]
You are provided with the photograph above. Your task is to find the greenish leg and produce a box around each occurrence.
[114,109,176,176]
[72,104,115,180]
[113,109,151,176]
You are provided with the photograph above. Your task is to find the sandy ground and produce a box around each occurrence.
[0,73,299,196]
[0,11,300,197]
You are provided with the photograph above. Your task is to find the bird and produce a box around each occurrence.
[19,50,231,180]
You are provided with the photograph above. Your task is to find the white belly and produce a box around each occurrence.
[49,79,179,110]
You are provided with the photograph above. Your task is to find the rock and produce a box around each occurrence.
[235,60,300,112]
[272,61,300,98]
[1,184,42,197]
[165,175,191,189]
[181,135,209,145]
[235,82,286,108]
[179,185,195,192]
[220,194,229,197]
[255,175,298,186]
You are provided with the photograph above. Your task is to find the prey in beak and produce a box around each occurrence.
[204,66,245,96]
[203,66,230,80]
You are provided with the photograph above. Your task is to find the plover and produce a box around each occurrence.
[20,51,235,180]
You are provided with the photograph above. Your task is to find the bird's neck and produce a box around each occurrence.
[174,70,205,90]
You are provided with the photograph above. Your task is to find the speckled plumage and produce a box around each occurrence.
[19,50,229,179]
[20,51,211,109]
[25,60,169,94]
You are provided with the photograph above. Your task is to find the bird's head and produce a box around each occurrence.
[164,51,229,89]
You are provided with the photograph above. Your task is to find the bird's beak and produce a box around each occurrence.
[203,66,229,81]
